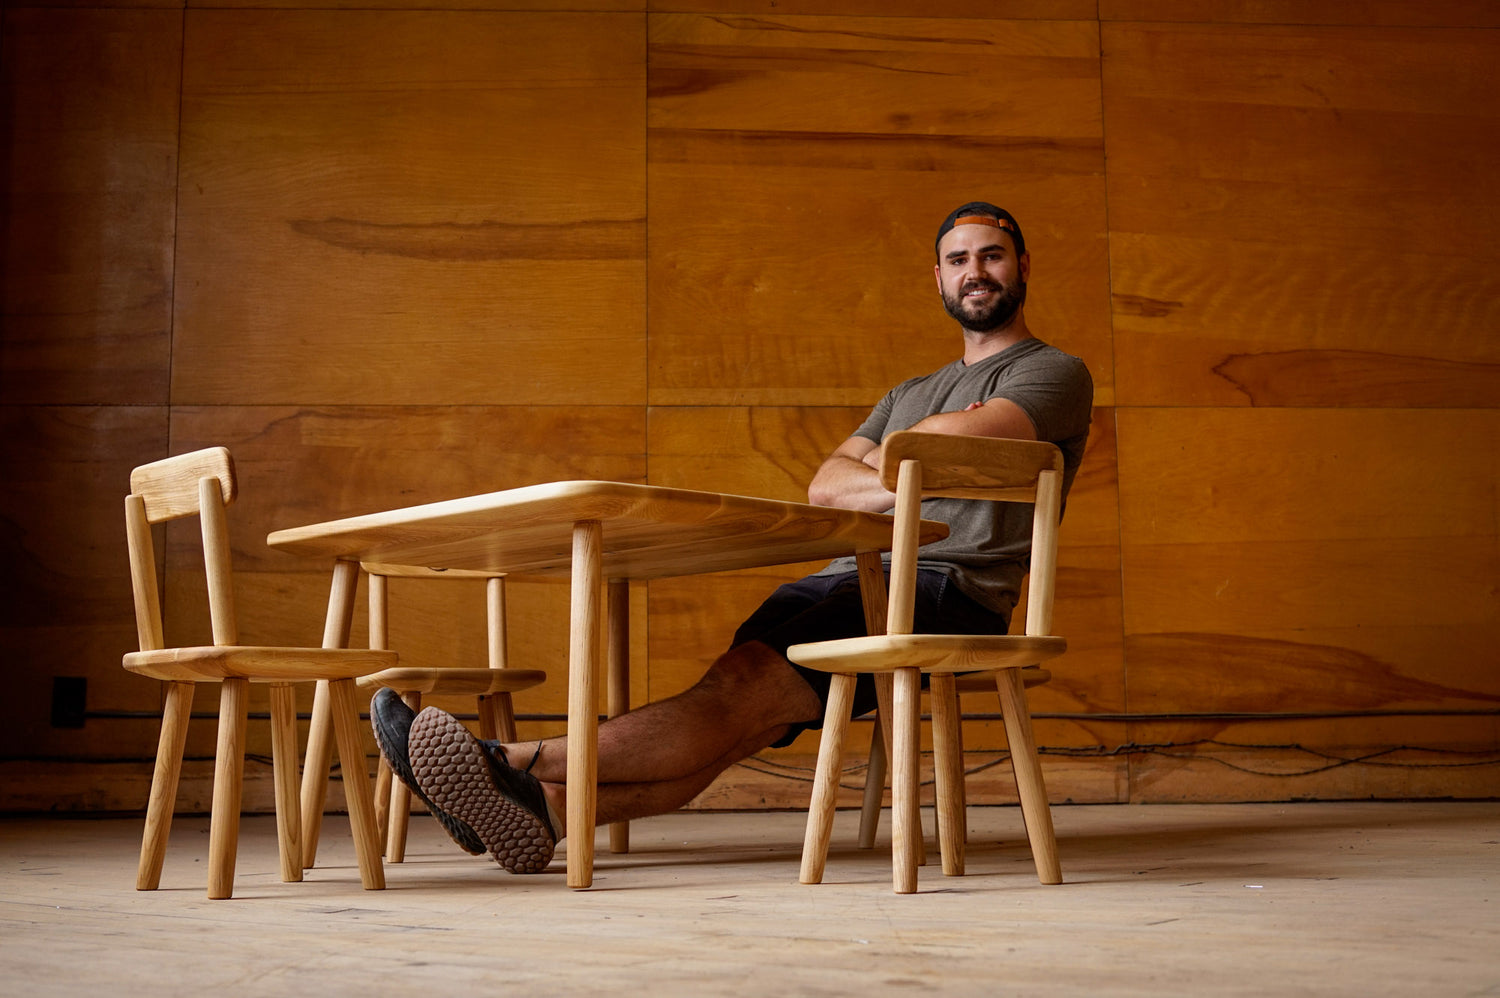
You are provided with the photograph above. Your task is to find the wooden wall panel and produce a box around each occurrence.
[659,1,1097,18]
[1118,407,1499,721]
[171,10,647,406]
[1103,22,1500,408]
[647,14,1112,407]
[0,407,169,761]
[1127,716,1500,802]
[1100,0,1500,27]
[200,0,641,9]
[0,8,179,405]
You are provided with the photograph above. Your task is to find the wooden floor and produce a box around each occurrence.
[3,802,1497,996]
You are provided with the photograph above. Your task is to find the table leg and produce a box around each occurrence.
[607,579,630,855]
[567,521,604,888]
[300,558,359,869]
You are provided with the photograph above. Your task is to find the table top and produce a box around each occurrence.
[266,480,948,581]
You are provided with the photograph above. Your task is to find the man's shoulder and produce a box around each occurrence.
[886,357,966,393]
[984,337,1090,381]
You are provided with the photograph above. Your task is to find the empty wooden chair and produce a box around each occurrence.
[122,447,392,899]
[357,565,546,861]
[789,431,1069,893]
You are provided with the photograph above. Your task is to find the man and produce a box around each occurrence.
[370,202,1094,874]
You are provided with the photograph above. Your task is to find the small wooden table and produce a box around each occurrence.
[268,480,947,888]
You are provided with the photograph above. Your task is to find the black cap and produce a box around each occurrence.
[935,202,1025,257]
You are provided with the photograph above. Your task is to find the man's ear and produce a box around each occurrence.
[933,262,943,292]
[1019,251,1031,283]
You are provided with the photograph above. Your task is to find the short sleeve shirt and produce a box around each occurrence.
[816,337,1094,616]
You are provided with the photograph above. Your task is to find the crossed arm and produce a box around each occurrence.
[806,396,1038,512]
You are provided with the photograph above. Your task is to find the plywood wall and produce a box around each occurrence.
[2,0,1496,814]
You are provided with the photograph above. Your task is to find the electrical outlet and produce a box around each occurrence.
[51,676,87,728]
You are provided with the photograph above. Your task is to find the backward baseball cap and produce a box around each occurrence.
[934,202,1026,257]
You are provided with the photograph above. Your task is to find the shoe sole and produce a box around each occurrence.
[408,708,557,875]
[369,691,485,856]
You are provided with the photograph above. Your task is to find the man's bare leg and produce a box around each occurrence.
[497,641,824,831]
[542,721,796,833]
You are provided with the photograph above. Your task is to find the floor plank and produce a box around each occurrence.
[2,802,1497,996]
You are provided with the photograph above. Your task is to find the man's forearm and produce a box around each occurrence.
[907,398,1038,440]
[807,454,895,512]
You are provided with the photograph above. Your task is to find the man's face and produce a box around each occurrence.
[934,224,1030,333]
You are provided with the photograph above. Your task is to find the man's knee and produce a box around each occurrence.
[701,641,821,717]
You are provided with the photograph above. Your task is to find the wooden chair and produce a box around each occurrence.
[854,574,1050,852]
[122,447,393,899]
[854,665,1051,852]
[789,431,1069,893]
[355,565,546,862]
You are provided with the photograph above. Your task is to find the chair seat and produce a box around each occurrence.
[355,666,547,696]
[787,634,1066,675]
[123,646,397,683]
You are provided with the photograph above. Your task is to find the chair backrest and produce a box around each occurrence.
[877,431,1065,640]
[125,447,240,652]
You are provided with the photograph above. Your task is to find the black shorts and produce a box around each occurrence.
[730,569,1012,747]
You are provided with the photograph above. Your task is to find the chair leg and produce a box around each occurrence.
[955,700,969,845]
[996,667,1062,885]
[892,667,921,894]
[208,677,249,900]
[872,675,924,866]
[137,680,194,891]
[386,691,420,863]
[268,683,304,883]
[857,722,886,849]
[489,692,520,742]
[373,759,393,848]
[476,694,499,741]
[299,680,334,869]
[607,578,630,856]
[303,558,361,869]
[930,673,965,877]
[328,678,385,890]
[800,673,856,885]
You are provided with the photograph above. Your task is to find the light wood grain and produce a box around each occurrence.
[172,11,646,407]
[0,9,178,406]
[1118,408,1500,718]
[567,520,605,887]
[1100,0,1500,26]
[268,481,947,580]
[15,804,1500,995]
[1104,21,1500,408]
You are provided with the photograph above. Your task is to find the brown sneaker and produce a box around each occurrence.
[407,706,557,874]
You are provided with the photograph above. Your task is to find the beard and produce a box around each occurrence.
[941,278,1027,333]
